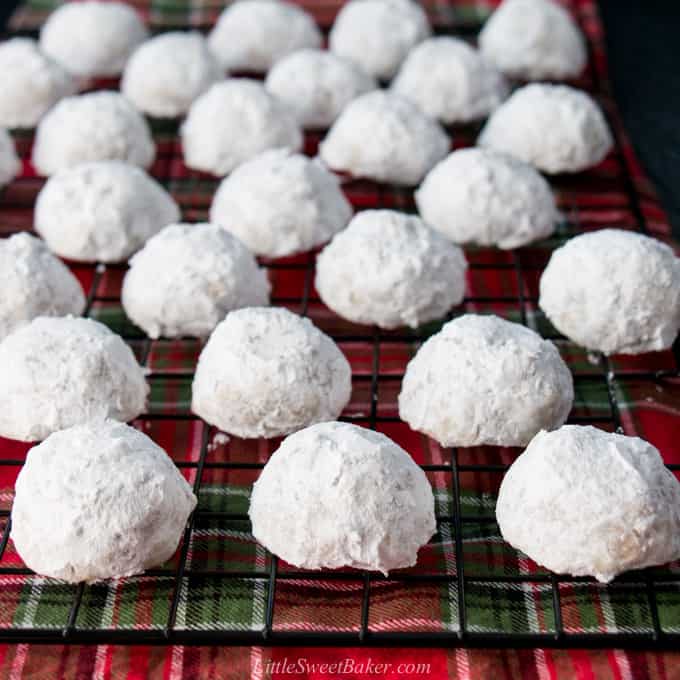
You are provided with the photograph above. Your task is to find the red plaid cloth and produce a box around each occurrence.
[1,0,680,678]
[2,643,680,678]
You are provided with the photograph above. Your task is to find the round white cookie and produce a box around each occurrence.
[182,79,302,176]
[265,48,377,129]
[319,91,450,186]
[0,316,148,442]
[399,314,574,447]
[329,0,431,81]
[391,37,508,124]
[479,0,587,81]
[208,0,321,73]
[478,83,613,174]
[0,38,76,129]
[416,148,558,248]
[250,421,436,573]
[210,150,353,258]
[315,210,467,329]
[121,32,223,118]
[192,308,351,438]
[32,91,156,176]
[11,419,197,583]
[39,1,148,79]
[539,229,680,355]
[0,128,20,187]
[497,425,680,582]
[122,223,271,339]
[35,161,179,263]
[0,233,85,341]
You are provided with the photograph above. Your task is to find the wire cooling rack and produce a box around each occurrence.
[1,0,679,649]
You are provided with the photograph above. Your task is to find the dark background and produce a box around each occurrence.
[1,0,679,239]
[599,0,680,239]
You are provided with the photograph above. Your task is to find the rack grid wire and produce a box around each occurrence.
[1,0,679,649]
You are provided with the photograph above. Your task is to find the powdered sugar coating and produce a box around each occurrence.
[0,316,148,442]
[319,91,450,186]
[316,210,467,329]
[122,223,270,339]
[479,0,587,81]
[249,421,436,573]
[265,49,377,128]
[329,0,431,81]
[0,233,85,341]
[539,229,680,355]
[0,129,19,188]
[0,38,76,129]
[399,315,574,447]
[34,161,179,264]
[497,425,680,582]
[208,0,321,72]
[478,84,613,173]
[192,308,351,438]
[32,91,156,176]
[39,1,148,78]
[391,37,508,124]
[182,79,303,176]
[416,148,558,248]
[121,32,223,118]
[12,419,196,583]
[210,150,353,258]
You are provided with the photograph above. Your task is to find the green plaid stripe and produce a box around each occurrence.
[1,577,73,630]
[176,576,267,631]
[465,582,556,634]
[559,582,654,634]
[75,577,177,630]
[657,584,680,633]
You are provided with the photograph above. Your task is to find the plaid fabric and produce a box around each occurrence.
[2,0,680,677]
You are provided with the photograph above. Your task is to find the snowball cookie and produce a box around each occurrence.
[250,421,436,573]
[11,419,197,583]
[208,0,321,73]
[121,32,222,118]
[316,210,466,329]
[399,315,574,447]
[479,0,587,81]
[39,1,148,79]
[192,308,351,438]
[319,91,450,186]
[34,161,179,264]
[539,229,680,355]
[181,80,302,176]
[0,128,19,188]
[415,148,558,249]
[0,38,76,129]
[329,0,431,81]
[32,92,156,176]
[210,150,353,258]
[0,316,148,441]
[478,84,613,174]
[265,49,377,129]
[497,426,680,582]
[122,223,270,339]
[391,37,508,124]
[0,233,85,341]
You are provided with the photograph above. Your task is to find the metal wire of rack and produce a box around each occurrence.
[0,0,679,649]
